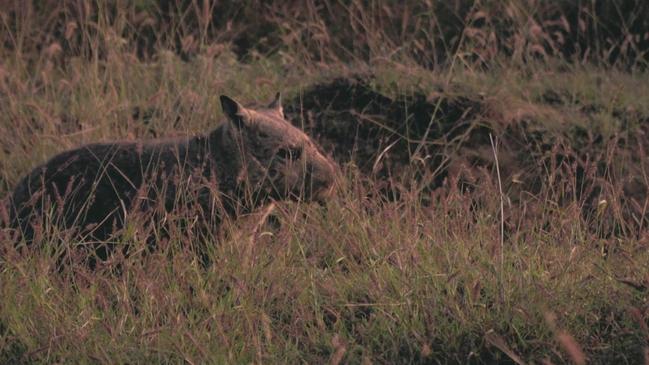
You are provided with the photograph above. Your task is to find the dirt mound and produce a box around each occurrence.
[286,77,649,237]
[284,77,488,185]
[284,77,527,190]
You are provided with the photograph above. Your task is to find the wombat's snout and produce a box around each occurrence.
[308,156,339,202]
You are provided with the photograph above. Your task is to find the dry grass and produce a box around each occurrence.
[1,1,649,363]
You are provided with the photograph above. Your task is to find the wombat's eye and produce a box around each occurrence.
[276,147,302,160]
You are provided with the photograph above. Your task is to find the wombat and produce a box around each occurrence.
[6,93,337,262]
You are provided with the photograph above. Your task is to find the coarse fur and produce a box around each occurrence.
[6,93,337,262]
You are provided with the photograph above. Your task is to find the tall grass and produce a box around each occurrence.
[1,0,649,363]
[2,1,648,68]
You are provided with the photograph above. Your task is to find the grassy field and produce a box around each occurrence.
[2,1,649,363]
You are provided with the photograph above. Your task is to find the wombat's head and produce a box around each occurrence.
[217,93,337,204]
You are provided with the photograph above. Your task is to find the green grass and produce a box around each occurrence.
[2,1,649,364]
[2,176,648,363]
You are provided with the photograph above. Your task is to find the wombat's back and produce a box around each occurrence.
[8,137,211,244]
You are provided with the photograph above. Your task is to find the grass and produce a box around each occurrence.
[3,177,648,363]
[2,1,649,363]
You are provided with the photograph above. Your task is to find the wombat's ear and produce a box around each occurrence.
[268,92,283,115]
[220,95,248,128]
